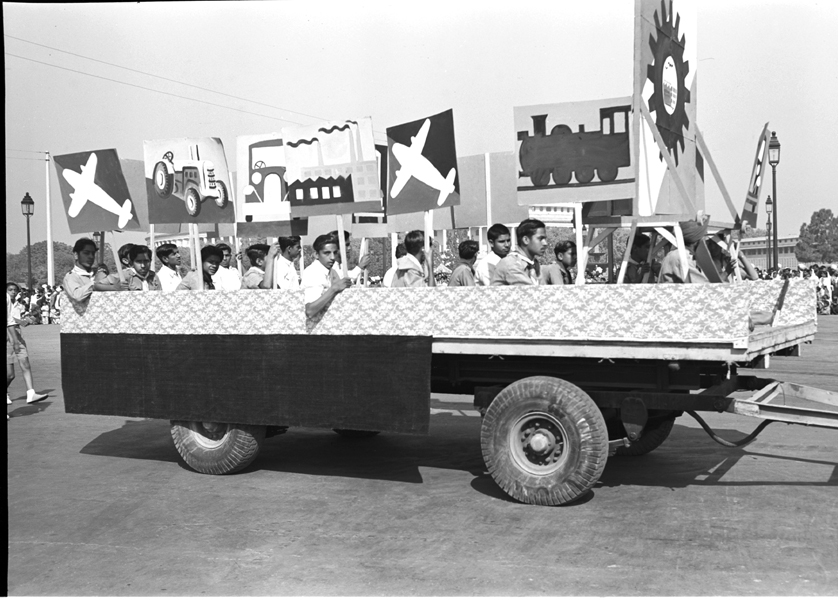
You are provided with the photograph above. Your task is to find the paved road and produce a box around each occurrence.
[8,319,838,595]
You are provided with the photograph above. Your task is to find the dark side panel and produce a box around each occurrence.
[62,334,432,434]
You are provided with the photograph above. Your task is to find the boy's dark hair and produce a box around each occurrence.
[129,245,152,262]
[156,243,179,262]
[459,240,480,260]
[245,244,270,265]
[216,242,232,253]
[73,237,97,253]
[517,219,546,244]
[404,230,424,256]
[395,243,407,259]
[329,230,352,243]
[554,240,576,259]
[201,245,224,262]
[313,234,338,253]
[632,233,651,249]
[487,224,511,243]
[118,243,134,263]
[279,236,301,252]
[6,282,20,292]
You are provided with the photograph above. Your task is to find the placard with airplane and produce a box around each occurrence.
[53,149,142,234]
[385,109,460,216]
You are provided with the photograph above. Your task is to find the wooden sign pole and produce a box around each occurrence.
[360,237,369,286]
[335,214,348,278]
[390,232,397,269]
[424,210,435,287]
[108,231,125,283]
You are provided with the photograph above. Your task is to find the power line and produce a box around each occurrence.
[5,33,330,124]
[5,34,389,136]
[7,148,46,154]
[5,52,306,125]
[6,156,45,161]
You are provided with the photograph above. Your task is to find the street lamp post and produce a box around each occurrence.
[768,131,781,270]
[765,195,773,273]
[21,192,35,291]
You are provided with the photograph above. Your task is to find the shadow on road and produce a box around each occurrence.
[77,420,837,504]
[9,401,54,418]
[597,424,838,490]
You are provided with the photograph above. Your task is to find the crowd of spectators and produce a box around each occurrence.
[6,284,66,326]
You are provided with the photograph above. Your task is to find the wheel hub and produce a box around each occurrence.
[510,412,567,475]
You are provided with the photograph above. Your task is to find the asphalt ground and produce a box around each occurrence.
[7,318,838,596]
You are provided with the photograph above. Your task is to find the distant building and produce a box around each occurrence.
[738,235,799,270]
[529,205,575,226]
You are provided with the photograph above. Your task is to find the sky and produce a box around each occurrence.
[5,0,838,255]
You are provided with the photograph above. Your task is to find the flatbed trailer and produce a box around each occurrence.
[61,278,838,505]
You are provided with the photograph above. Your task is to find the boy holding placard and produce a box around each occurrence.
[301,234,351,318]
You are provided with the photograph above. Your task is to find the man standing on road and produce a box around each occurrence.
[7,283,48,415]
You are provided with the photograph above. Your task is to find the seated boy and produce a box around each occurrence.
[301,234,351,318]
[124,245,162,291]
[155,243,183,291]
[382,244,407,288]
[211,242,243,291]
[624,233,653,283]
[176,245,223,290]
[448,240,480,287]
[392,230,428,288]
[63,237,124,309]
[328,230,370,282]
[491,219,547,286]
[262,236,302,290]
[541,240,576,285]
[241,244,270,289]
[658,220,710,284]
[474,224,512,286]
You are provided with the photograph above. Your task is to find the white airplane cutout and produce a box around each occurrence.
[390,119,456,206]
[62,153,133,229]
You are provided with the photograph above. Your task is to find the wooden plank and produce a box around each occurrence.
[617,219,637,284]
[654,226,677,247]
[695,126,738,220]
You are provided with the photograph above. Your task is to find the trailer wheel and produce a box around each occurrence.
[184,187,201,217]
[170,421,265,475]
[615,415,676,456]
[153,161,174,198]
[333,429,380,438]
[481,376,608,506]
[213,181,228,208]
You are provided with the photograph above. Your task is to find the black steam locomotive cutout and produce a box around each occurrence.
[646,0,691,166]
[517,105,631,188]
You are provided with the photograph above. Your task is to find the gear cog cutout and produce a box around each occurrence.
[646,0,691,166]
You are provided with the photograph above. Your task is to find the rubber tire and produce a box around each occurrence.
[153,161,174,198]
[333,429,380,438]
[184,187,201,217]
[481,376,608,506]
[213,180,228,208]
[615,416,676,456]
[170,421,265,475]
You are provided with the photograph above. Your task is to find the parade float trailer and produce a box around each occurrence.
[61,278,838,506]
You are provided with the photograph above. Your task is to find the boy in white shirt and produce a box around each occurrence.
[155,244,183,291]
[211,243,243,291]
[301,234,351,318]
[474,224,512,286]
[241,244,270,289]
[7,283,48,408]
[263,236,302,290]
